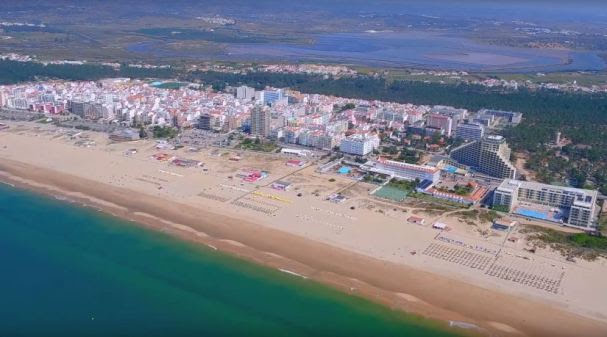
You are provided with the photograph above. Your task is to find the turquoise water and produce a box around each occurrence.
[0,183,461,337]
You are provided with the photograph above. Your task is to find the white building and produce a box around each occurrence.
[431,106,467,128]
[339,134,380,156]
[261,89,284,105]
[281,148,311,157]
[236,86,255,101]
[478,109,522,125]
[493,179,598,229]
[365,158,441,183]
[298,130,338,150]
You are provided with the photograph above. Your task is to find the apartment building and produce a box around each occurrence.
[455,122,484,141]
[236,86,255,101]
[477,109,522,125]
[261,89,284,106]
[297,130,338,150]
[250,106,271,138]
[430,105,467,125]
[339,134,380,156]
[493,179,598,229]
[426,113,453,137]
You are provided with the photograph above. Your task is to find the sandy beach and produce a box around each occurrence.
[1,121,607,337]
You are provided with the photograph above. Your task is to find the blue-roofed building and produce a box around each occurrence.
[416,179,434,192]
[262,89,284,105]
[455,122,484,141]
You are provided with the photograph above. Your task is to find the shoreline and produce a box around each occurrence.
[0,163,473,336]
[1,158,606,337]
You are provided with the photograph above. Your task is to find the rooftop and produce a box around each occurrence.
[498,179,598,200]
[376,158,439,174]
[486,135,504,141]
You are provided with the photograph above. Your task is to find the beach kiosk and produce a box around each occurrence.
[492,220,517,232]
[432,222,447,230]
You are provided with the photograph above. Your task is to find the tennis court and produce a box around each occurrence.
[373,185,408,202]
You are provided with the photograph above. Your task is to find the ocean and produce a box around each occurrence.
[0,183,462,337]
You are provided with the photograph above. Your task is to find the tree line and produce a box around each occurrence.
[0,60,176,84]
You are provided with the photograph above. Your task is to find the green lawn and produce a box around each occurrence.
[239,138,279,152]
[373,186,409,202]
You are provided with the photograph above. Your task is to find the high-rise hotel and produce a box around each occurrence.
[250,106,271,138]
[450,135,516,179]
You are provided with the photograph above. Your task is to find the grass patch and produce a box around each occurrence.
[372,178,417,202]
[520,224,607,261]
[454,209,501,226]
[363,173,387,185]
[491,204,509,213]
[569,233,607,250]
[387,178,417,192]
[152,82,186,89]
[437,183,474,196]
[479,210,502,223]
[239,138,279,152]
[373,185,409,202]
[453,183,474,195]
[456,209,479,220]
[152,126,178,139]
[409,192,468,209]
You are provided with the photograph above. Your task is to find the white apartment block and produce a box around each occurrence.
[339,134,380,156]
[236,86,255,101]
[493,179,598,229]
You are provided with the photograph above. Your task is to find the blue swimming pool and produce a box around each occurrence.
[515,208,548,220]
[338,166,351,174]
[443,166,457,174]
